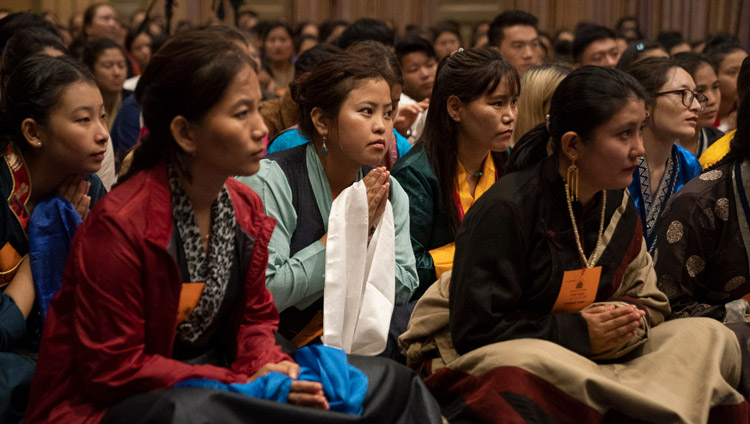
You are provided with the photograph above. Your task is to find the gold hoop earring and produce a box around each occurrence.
[566,157,578,202]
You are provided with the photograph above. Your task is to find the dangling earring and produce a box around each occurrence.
[566,156,578,202]
[321,135,329,154]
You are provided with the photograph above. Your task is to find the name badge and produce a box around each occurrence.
[552,266,601,313]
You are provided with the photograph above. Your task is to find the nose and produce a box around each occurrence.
[373,113,387,134]
[689,95,702,112]
[605,55,618,68]
[522,45,534,59]
[96,120,110,146]
[251,113,268,142]
[632,130,646,158]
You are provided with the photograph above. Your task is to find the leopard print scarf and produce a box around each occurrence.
[168,166,236,343]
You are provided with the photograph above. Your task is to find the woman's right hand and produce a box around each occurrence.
[58,175,91,220]
[363,167,389,230]
[247,361,329,410]
[580,304,644,355]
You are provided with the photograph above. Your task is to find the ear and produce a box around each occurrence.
[170,115,197,156]
[559,131,581,163]
[20,118,44,149]
[310,107,329,137]
[446,95,462,122]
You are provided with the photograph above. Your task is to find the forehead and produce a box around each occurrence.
[56,82,103,110]
[221,65,260,97]
[343,78,391,103]
[436,31,459,41]
[661,67,695,90]
[401,51,431,66]
[502,25,537,42]
[267,26,291,39]
[584,38,617,55]
[95,6,116,18]
[97,48,125,61]
[597,98,645,130]
[484,77,516,97]
[693,63,717,82]
[721,50,748,68]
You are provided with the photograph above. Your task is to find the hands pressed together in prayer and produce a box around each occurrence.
[248,361,330,410]
[58,175,91,220]
[363,167,390,232]
[581,304,645,355]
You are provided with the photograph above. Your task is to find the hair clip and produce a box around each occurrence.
[450,47,464,57]
[636,42,645,52]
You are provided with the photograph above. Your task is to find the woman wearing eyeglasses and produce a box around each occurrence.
[626,57,704,254]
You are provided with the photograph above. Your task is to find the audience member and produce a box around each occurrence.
[573,23,620,67]
[0,55,108,423]
[392,48,518,297]
[236,52,418,345]
[487,10,542,76]
[674,52,724,156]
[394,36,437,144]
[627,57,703,254]
[431,21,462,61]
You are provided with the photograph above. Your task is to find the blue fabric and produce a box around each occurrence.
[296,345,368,415]
[110,94,142,163]
[393,130,412,158]
[175,372,291,403]
[0,294,25,351]
[175,345,368,415]
[28,195,82,321]
[268,128,411,159]
[628,144,701,252]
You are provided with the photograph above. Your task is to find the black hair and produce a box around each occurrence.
[0,55,95,153]
[347,40,403,86]
[702,35,744,71]
[291,52,394,140]
[82,3,114,39]
[673,52,716,77]
[318,20,348,43]
[334,18,395,49]
[615,16,642,40]
[294,43,342,75]
[1,27,67,85]
[421,47,520,233]
[572,23,617,63]
[506,122,549,173]
[487,10,538,47]
[261,21,293,45]
[657,31,686,53]
[394,35,436,63]
[125,25,152,52]
[615,41,665,70]
[0,12,62,54]
[739,57,750,103]
[201,25,249,46]
[520,66,646,159]
[82,38,126,71]
[707,88,750,170]
[432,20,462,44]
[121,29,255,182]
[295,34,317,53]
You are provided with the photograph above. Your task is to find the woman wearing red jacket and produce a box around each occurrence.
[24,29,326,423]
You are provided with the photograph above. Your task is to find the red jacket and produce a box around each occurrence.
[25,164,290,423]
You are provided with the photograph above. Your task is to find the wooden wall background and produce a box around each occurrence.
[5,0,749,49]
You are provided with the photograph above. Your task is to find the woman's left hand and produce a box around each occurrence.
[58,175,91,220]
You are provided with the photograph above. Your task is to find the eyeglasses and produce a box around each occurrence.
[655,89,708,111]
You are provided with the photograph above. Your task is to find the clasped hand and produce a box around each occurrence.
[248,361,329,410]
[580,304,645,355]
